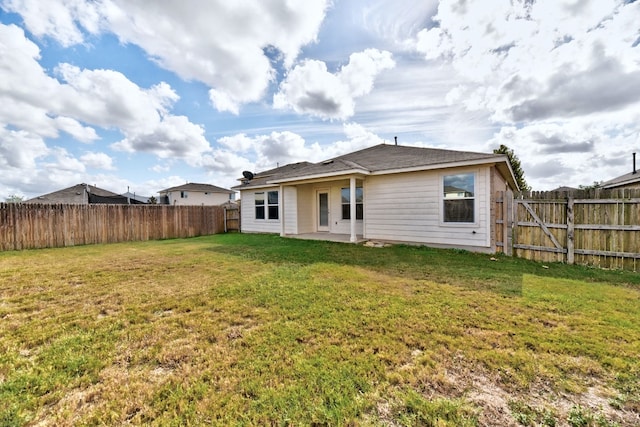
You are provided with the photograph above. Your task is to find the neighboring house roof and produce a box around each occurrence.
[601,171,640,189]
[26,183,120,204]
[120,192,150,204]
[551,186,580,192]
[234,144,518,190]
[158,183,234,194]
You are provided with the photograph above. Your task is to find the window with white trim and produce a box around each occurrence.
[255,191,279,220]
[341,187,363,220]
[255,192,265,219]
[443,173,475,223]
[267,191,279,220]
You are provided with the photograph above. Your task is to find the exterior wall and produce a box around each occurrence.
[364,166,492,249]
[283,186,298,234]
[240,180,365,236]
[490,166,510,252]
[491,166,509,193]
[292,180,364,235]
[240,187,282,233]
[165,190,231,206]
[297,184,315,234]
[327,179,364,235]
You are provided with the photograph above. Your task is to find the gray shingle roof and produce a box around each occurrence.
[26,183,119,204]
[601,171,640,189]
[159,183,233,193]
[234,144,511,189]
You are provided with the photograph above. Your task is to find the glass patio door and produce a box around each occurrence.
[317,191,329,232]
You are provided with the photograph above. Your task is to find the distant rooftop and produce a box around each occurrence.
[159,183,233,193]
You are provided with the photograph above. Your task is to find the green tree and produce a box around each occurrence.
[493,144,531,192]
[148,196,157,204]
[579,181,602,190]
[5,194,24,203]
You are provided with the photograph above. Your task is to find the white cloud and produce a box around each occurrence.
[486,122,640,189]
[1,0,100,46]
[150,163,171,173]
[215,123,385,182]
[56,64,171,131]
[359,0,439,42]
[198,149,255,176]
[4,0,330,113]
[411,0,640,189]
[54,116,99,142]
[0,24,96,141]
[0,126,48,170]
[45,147,86,173]
[414,0,640,121]
[80,151,115,170]
[0,22,217,196]
[1,22,212,153]
[110,114,211,161]
[274,48,395,120]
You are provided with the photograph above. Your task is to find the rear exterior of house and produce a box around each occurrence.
[234,144,516,252]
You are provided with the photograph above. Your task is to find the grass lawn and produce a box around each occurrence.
[1,233,639,426]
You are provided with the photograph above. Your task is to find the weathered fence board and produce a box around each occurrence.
[0,203,227,251]
[500,189,640,271]
[224,206,240,232]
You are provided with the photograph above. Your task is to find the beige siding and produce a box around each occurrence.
[290,180,364,235]
[240,187,281,234]
[329,180,364,235]
[297,184,315,233]
[283,186,298,234]
[364,167,491,248]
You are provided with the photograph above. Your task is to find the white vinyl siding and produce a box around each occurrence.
[165,190,232,206]
[364,168,490,248]
[240,187,282,233]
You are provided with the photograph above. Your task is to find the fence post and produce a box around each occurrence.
[566,196,574,265]
[12,203,20,250]
[505,190,513,256]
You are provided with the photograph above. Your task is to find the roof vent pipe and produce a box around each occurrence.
[634,152,637,175]
[394,136,397,146]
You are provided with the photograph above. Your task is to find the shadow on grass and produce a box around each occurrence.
[205,234,640,296]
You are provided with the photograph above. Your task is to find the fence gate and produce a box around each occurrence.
[494,190,513,255]
[224,206,240,232]
[499,189,640,271]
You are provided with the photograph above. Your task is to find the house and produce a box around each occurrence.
[158,183,235,206]
[120,191,151,204]
[601,153,640,190]
[25,183,144,204]
[233,143,518,253]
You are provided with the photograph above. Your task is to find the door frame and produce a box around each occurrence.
[316,189,330,232]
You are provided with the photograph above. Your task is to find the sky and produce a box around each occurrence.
[1,0,640,200]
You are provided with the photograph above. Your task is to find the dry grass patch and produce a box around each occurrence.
[1,234,639,426]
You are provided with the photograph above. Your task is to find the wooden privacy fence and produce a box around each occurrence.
[223,205,240,232]
[0,203,226,251]
[496,189,640,271]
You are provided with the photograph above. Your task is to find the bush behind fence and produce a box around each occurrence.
[0,203,226,251]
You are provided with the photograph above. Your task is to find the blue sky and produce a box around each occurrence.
[1,0,640,199]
